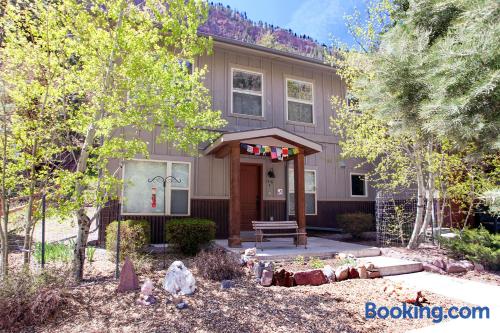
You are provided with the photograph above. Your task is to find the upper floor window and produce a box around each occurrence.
[286,79,313,124]
[231,68,263,117]
[350,173,367,197]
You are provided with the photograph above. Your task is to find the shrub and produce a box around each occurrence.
[193,248,243,281]
[337,212,374,239]
[440,227,500,270]
[106,220,150,261]
[309,258,325,269]
[294,255,305,265]
[165,218,216,255]
[0,268,72,331]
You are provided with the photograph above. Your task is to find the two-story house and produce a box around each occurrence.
[99,34,375,247]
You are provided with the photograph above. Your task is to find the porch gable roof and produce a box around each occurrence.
[204,127,323,157]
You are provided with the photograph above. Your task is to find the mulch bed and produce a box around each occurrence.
[0,252,465,333]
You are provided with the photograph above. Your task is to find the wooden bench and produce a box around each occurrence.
[252,221,307,250]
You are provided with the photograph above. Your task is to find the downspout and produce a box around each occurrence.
[285,160,289,220]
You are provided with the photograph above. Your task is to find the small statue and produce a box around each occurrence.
[137,278,157,305]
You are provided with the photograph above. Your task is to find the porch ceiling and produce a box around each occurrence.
[204,127,323,157]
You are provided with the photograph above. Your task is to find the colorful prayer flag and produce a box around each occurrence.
[271,147,277,159]
[246,144,253,154]
[282,147,288,157]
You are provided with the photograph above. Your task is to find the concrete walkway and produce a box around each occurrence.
[386,272,500,332]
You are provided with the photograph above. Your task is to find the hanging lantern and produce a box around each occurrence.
[151,186,157,208]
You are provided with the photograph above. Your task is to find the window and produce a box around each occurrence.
[286,79,313,124]
[351,173,367,197]
[121,160,191,215]
[288,169,316,215]
[231,68,263,117]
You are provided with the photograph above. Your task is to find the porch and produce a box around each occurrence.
[204,127,323,248]
[214,237,381,260]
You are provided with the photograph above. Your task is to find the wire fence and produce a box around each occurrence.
[376,189,417,247]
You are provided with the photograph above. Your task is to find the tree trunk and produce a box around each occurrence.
[407,147,426,249]
[73,209,91,281]
[0,88,9,278]
[418,171,435,243]
[71,1,126,281]
[23,139,38,265]
[0,199,8,278]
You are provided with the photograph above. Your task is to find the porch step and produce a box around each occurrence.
[359,256,423,276]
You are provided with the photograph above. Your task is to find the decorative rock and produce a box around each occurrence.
[458,260,474,271]
[254,262,265,278]
[446,261,468,274]
[176,302,188,310]
[367,270,381,279]
[163,261,196,296]
[263,261,274,272]
[136,278,157,305]
[221,280,235,289]
[337,253,347,260]
[422,262,446,274]
[246,259,255,270]
[244,248,257,256]
[432,259,447,270]
[141,279,154,295]
[273,269,295,287]
[348,267,359,279]
[294,270,328,286]
[356,265,368,279]
[322,265,335,281]
[117,257,139,292]
[474,262,485,272]
[363,262,375,271]
[335,266,349,281]
[260,270,274,287]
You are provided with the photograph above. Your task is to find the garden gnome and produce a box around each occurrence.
[117,256,139,292]
[137,278,157,305]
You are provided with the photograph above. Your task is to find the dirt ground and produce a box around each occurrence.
[4,249,473,333]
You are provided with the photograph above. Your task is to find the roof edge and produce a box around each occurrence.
[200,32,337,70]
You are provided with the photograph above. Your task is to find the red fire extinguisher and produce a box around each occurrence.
[151,186,157,208]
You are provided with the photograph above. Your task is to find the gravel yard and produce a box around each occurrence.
[3,250,469,333]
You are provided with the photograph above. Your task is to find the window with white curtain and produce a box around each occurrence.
[121,160,191,215]
[286,78,314,124]
[231,68,263,117]
[288,168,317,215]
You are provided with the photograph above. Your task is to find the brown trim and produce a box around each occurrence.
[293,149,307,245]
[228,143,241,247]
[240,162,264,222]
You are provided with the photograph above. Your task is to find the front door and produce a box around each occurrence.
[240,164,262,231]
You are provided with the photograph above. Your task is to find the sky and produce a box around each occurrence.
[216,0,367,46]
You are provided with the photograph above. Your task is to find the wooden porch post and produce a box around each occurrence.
[228,142,241,247]
[293,148,307,245]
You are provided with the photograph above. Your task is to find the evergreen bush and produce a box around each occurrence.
[440,227,500,270]
[165,218,216,255]
[337,212,374,239]
[106,220,150,261]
